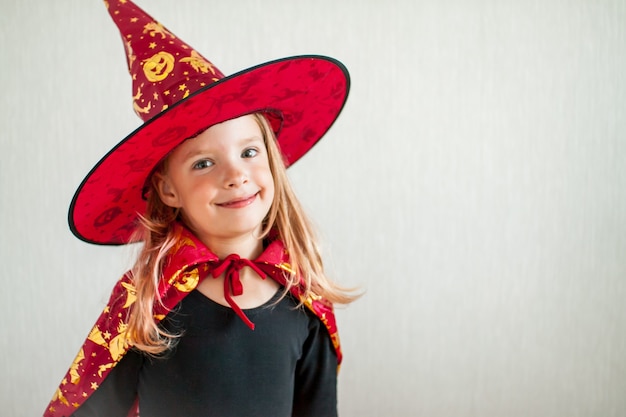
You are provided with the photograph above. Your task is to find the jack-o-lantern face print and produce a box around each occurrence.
[143,51,175,82]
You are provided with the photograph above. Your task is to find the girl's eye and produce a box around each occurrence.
[242,148,259,158]
[193,159,214,170]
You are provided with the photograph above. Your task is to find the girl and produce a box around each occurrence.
[44,1,357,416]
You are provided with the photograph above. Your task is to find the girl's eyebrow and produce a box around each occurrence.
[238,135,264,144]
[181,148,209,162]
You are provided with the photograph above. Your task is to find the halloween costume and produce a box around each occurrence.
[45,224,341,416]
[46,0,350,415]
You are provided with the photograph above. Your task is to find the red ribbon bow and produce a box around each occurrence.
[210,254,267,330]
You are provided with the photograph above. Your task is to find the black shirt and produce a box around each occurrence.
[72,290,338,417]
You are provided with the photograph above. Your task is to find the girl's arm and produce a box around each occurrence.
[292,314,339,417]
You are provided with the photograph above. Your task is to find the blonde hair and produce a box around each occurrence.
[127,113,359,354]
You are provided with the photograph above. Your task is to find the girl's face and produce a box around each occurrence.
[155,114,275,246]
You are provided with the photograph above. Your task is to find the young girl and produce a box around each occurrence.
[44,1,357,416]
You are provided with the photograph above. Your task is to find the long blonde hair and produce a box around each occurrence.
[127,113,359,354]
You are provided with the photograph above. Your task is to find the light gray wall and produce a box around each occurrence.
[1,0,625,416]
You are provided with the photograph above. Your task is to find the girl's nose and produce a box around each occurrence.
[223,163,248,188]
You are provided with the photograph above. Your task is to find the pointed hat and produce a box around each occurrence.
[69,0,350,245]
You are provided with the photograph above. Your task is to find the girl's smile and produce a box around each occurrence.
[216,192,259,208]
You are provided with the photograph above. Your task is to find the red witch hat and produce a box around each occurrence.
[69,0,350,245]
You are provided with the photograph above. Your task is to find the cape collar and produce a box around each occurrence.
[158,223,290,330]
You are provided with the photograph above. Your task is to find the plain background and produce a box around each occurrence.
[1,0,625,416]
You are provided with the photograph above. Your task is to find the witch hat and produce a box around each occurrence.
[69,0,350,245]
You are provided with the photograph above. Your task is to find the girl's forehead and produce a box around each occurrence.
[193,115,262,141]
[170,116,264,155]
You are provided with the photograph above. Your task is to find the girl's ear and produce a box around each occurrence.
[154,173,182,208]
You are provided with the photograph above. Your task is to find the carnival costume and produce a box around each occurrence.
[45,0,350,415]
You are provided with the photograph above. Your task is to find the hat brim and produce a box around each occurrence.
[69,55,350,245]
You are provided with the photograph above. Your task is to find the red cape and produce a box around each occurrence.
[44,225,341,416]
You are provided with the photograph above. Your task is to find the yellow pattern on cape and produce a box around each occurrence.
[168,267,200,293]
[69,348,85,384]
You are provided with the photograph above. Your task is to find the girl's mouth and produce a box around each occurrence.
[217,193,258,208]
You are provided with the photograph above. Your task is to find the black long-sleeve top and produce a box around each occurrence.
[72,289,338,417]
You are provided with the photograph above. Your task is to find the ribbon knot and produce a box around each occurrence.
[210,254,267,330]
